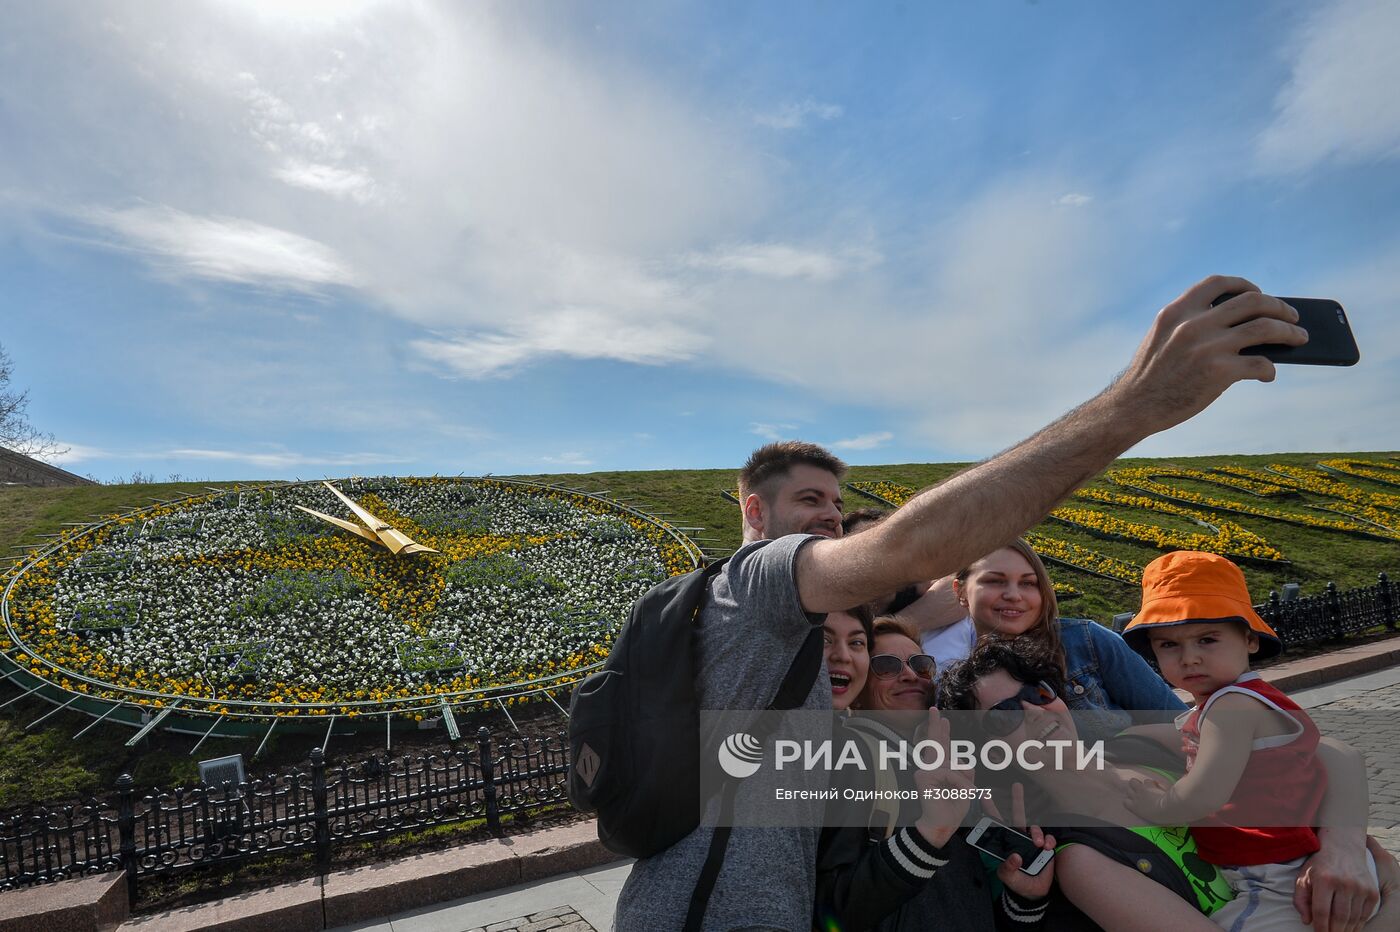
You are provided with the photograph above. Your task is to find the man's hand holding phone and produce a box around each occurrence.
[1211,292,1358,366]
[1112,276,1308,436]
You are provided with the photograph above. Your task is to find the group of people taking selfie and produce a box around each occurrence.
[814,540,1397,931]
[604,280,1396,931]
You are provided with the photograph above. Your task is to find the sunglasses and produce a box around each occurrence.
[869,653,937,680]
[981,680,1058,737]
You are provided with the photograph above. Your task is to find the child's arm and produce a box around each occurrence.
[1125,691,1264,824]
[1116,722,1184,751]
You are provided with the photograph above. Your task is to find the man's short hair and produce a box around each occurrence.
[738,441,847,502]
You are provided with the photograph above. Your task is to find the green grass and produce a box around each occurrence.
[513,450,1400,620]
[2,453,1399,802]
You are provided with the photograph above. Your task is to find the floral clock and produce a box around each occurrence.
[0,477,700,738]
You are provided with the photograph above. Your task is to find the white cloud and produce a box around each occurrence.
[830,431,893,451]
[699,174,1126,458]
[273,161,379,203]
[411,306,709,379]
[540,451,594,467]
[679,242,878,282]
[165,448,411,469]
[39,442,110,466]
[1054,193,1093,207]
[754,99,844,130]
[7,1,767,364]
[750,422,799,441]
[40,443,411,472]
[83,205,355,289]
[1257,0,1400,173]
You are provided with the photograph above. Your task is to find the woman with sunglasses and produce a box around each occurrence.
[916,539,1184,739]
[814,617,1056,931]
[855,616,938,712]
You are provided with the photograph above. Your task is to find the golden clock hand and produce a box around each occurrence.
[293,505,383,545]
[319,482,440,556]
[323,482,393,533]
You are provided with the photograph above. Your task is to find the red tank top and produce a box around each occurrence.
[1180,672,1325,866]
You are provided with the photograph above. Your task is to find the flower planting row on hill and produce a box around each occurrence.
[846,482,1092,591]
[1241,465,1400,535]
[1317,458,1400,490]
[0,478,699,719]
[1107,466,1396,540]
[1057,488,1287,564]
[848,479,1285,571]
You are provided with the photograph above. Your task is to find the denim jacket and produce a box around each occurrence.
[1058,617,1185,740]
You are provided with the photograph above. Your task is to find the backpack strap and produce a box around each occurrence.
[683,624,823,931]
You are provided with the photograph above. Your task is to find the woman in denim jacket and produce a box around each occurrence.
[916,538,1183,737]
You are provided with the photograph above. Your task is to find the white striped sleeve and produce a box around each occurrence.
[1001,889,1048,925]
[880,827,950,882]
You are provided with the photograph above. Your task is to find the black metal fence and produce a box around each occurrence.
[1258,572,1397,646]
[0,726,568,904]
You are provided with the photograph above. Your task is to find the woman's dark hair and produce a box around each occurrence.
[845,601,875,643]
[936,635,1066,714]
[841,506,890,536]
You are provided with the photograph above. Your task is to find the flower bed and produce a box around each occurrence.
[0,478,700,721]
[1256,465,1400,535]
[846,482,1086,594]
[1108,466,1391,540]
[1057,488,1288,564]
[1317,458,1400,490]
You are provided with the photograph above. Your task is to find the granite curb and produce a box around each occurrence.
[111,636,1400,931]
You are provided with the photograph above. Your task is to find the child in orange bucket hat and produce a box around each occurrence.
[1121,551,1378,930]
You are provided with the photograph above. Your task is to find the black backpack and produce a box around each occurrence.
[568,557,821,921]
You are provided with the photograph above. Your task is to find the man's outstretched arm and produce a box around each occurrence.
[795,276,1305,613]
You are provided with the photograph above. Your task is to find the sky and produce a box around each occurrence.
[2,0,1398,482]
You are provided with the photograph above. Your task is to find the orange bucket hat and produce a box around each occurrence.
[1122,551,1282,660]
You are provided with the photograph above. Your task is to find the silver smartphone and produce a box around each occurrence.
[966,816,1054,876]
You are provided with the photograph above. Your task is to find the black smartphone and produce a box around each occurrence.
[966,816,1054,876]
[1211,293,1359,366]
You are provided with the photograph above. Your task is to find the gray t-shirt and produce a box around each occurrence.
[614,534,829,932]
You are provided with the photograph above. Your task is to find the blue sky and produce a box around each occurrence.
[2,0,1398,481]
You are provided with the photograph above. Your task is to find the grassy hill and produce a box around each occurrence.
[510,450,1400,620]
[5,450,1400,623]
[1,451,1398,808]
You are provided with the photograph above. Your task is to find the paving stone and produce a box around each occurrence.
[526,907,576,921]
[519,918,567,931]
